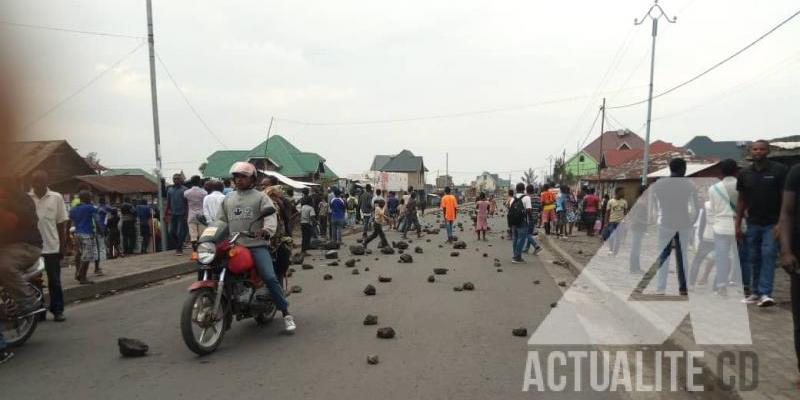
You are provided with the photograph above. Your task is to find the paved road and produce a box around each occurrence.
[1,210,699,399]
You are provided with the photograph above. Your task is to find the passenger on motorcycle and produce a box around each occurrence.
[217,162,296,333]
[0,176,44,363]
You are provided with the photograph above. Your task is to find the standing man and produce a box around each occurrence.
[387,191,399,231]
[778,161,800,388]
[202,179,225,224]
[523,184,543,254]
[29,171,67,322]
[69,191,98,285]
[737,140,787,307]
[120,198,136,255]
[183,175,207,255]
[135,199,152,254]
[330,188,347,245]
[166,173,188,255]
[706,159,740,295]
[359,184,374,239]
[508,182,531,263]
[401,192,423,239]
[441,186,458,243]
[581,188,600,236]
[540,183,557,235]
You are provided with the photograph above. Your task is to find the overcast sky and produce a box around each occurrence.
[4,0,799,184]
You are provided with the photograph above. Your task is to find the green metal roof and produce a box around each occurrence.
[202,135,337,180]
[202,150,250,178]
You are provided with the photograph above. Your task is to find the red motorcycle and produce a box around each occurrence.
[180,208,283,356]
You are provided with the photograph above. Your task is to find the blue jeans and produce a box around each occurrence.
[629,231,644,272]
[746,223,778,297]
[445,220,455,240]
[606,222,623,254]
[331,219,344,244]
[713,234,737,290]
[688,240,714,285]
[656,228,691,293]
[512,223,528,259]
[169,215,188,251]
[250,246,288,312]
[43,254,64,314]
[523,223,540,252]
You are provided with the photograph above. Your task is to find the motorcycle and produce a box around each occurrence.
[180,207,284,356]
[0,258,47,347]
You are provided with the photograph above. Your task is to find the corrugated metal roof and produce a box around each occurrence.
[584,130,646,162]
[8,140,68,176]
[587,150,718,182]
[73,175,157,194]
[372,150,427,172]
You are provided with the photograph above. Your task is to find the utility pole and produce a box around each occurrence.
[597,98,606,191]
[635,0,676,186]
[264,116,274,173]
[146,0,167,252]
[445,152,449,186]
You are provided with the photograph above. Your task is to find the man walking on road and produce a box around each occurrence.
[523,184,542,255]
[401,192,423,239]
[778,162,800,388]
[441,187,457,243]
[29,171,67,322]
[737,140,787,307]
[509,183,531,263]
[184,175,207,255]
[359,184,374,239]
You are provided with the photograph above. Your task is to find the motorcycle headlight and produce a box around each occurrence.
[197,242,216,265]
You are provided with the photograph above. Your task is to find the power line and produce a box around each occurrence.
[277,94,589,126]
[154,52,229,149]
[0,20,144,39]
[22,40,146,130]
[608,8,800,110]
[578,108,603,150]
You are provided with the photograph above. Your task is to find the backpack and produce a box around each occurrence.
[507,195,526,226]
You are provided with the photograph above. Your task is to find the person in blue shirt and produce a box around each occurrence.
[166,174,188,254]
[555,186,568,238]
[329,188,347,244]
[135,199,152,253]
[69,191,98,284]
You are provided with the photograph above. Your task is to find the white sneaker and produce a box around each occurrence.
[741,294,760,304]
[284,315,296,333]
[757,296,775,308]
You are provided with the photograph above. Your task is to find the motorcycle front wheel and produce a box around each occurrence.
[0,286,41,347]
[181,288,228,356]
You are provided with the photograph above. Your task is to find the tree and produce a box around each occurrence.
[199,162,208,175]
[551,157,576,186]
[521,168,538,185]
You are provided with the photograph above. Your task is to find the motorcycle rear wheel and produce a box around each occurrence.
[254,301,277,325]
[181,288,228,356]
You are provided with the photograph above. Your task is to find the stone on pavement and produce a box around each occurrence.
[363,314,378,325]
[367,354,380,365]
[118,337,149,357]
[349,245,365,256]
[323,274,333,280]
[345,259,356,268]
[433,268,448,275]
[399,254,413,263]
[512,328,528,337]
[462,282,475,291]
[378,276,392,283]
[324,250,338,260]
[364,284,376,296]
[376,327,395,339]
[290,285,303,293]
[302,264,314,270]
[427,275,435,282]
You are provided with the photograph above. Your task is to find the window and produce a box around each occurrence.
[579,155,585,162]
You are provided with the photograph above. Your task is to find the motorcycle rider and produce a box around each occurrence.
[0,176,44,364]
[217,162,295,333]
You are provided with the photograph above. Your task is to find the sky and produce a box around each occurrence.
[3,0,799,185]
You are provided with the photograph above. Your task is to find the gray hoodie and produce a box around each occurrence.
[217,188,277,248]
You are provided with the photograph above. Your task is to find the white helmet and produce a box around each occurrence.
[229,161,256,177]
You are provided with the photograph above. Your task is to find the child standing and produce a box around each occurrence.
[475,192,490,241]
[299,197,316,254]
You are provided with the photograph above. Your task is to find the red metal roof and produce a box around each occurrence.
[583,130,646,161]
[588,149,718,182]
[600,140,680,167]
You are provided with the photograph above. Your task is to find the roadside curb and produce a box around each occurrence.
[59,261,195,304]
[540,235,743,399]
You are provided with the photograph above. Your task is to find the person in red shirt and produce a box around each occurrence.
[440,187,458,243]
[581,187,600,236]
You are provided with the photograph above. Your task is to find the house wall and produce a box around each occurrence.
[565,152,598,177]
[407,171,425,191]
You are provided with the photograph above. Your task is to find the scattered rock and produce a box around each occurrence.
[118,338,149,357]
[496,268,503,272]
[427,275,435,282]
[291,285,303,293]
[438,245,443,248]
[577,249,583,254]
[352,269,360,275]
[380,247,395,255]
[322,241,341,250]
[363,314,378,325]
[345,259,357,268]
[366,249,373,255]
[289,267,296,273]
[500,236,505,240]
[414,247,424,254]
[453,286,463,292]
[290,253,305,265]
[557,281,567,287]
[453,241,467,249]
[512,328,528,337]
[533,280,541,285]
[376,327,395,339]
[356,238,364,244]
[364,267,370,271]
[450,251,460,257]
[364,284,376,296]
[433,268,448,275]
[493,261,501,267]
[426,239,431,243]
[367,354,380,365]
[349,245,365,256]
[398,249,404,254]
[325,250,339,260]
[378,276,392,283]
[286,270,293,277]
[323,274,333,280]
[374,258,380,261]
[399,254,413,263]
[396,242,409,250]
[327,261,339,267]
[462,282,475,291]
[483,253,488,258]
[550,302,557,308]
